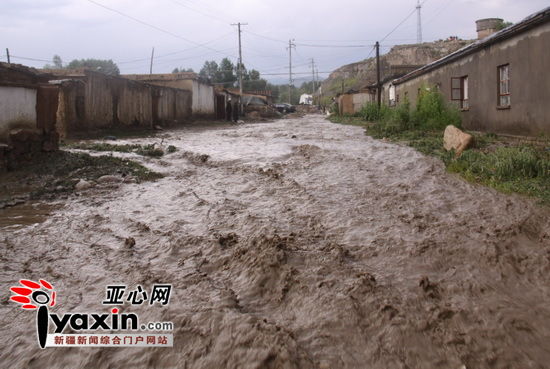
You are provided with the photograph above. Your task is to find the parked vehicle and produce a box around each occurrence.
[274,103,296,113]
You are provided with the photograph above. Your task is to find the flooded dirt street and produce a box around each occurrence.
[1,115,550,369]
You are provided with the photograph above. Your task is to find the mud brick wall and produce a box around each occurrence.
[337,94,355,115]
[55,71,192,137]
[153,87,192,126]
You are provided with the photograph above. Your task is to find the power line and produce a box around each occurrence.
[86,0,237,59]
[116,32,234,64]
[295,43,371,48]
[380,0,430,43]
[243,30,288,44]
[170,0,228,24]
[10,55,52,63]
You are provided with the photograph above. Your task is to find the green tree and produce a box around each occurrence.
[43,54,63,69]
[219,58,237,88]
[496,20,513,30]
[172,67,194,73]
[53,55,63,68]
[65,58,120,75]
[199,60,220,82]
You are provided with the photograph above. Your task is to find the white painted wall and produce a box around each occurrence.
[192,80,215,115]
[0,86,37,142]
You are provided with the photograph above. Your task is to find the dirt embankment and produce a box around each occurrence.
[1,115,549,368]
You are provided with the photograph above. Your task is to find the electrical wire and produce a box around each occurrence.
[169,0,229,24]
[380,0,430,43]
[116,32,234,65]
[86,0,237,59]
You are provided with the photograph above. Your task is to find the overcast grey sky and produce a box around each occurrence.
[1,0,548,83]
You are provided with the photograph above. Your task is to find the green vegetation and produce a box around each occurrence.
[44,55,120,75]
[326,115,368,127]
[495,20,514,30]
[28,152,163,199]
[66,142,167,157]
[0,151,163,202]
[199,58,267,90]
[447,146,549,202]
[329,86,550,204]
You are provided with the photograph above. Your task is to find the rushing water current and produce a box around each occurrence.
[1,115,549,368]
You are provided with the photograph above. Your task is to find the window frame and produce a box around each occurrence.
[451,76,469,110]
[497,64,510,108]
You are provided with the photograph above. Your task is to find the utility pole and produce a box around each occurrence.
[318,68,322,107]
[231,22,248,113]
[416,0,423,44]
[6,48,10,64]
[376,42,381,108]
[149,47,155,75]
[311,58,316,95]
[287,39,295,104]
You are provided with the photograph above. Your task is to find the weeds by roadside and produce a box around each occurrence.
[0,151,163,204]
[328,86,550,204]
[65,142,171,157]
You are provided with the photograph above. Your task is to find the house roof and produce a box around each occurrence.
[122,72,199,81]
[393,6,550,85]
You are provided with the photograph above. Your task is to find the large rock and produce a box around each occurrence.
[75,179,92,191]
[444,125,473,156]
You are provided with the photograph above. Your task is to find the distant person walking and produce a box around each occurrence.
[226,99,232,121]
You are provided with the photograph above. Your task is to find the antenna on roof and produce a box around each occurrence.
[416,0,423,44]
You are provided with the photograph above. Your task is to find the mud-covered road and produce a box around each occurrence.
[1,115,550,369]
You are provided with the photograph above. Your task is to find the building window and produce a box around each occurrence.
[451,76,469,109]
[498,64,510,107]
[389,84,396,106]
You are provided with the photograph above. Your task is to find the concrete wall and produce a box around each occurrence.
[0,86,37,142]
[0,83,59,171]
[393,22,550,136]
[192,80,215,116]
[122,74,215,117]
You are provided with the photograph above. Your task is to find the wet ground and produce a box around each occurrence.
[1,115,550,369]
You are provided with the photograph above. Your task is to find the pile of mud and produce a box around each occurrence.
[1,115,549,368]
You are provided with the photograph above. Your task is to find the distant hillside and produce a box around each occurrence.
[320,39,473,101]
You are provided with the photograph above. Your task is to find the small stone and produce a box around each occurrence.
[75,179,92,191]
[154,125,164,130]
[97,175,122,183]
[291,135,297,139]
[124,237,136,248]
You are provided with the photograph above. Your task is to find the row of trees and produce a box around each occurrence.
[42,55,323,104]
[194,58,268,90]
[44,55,120,75]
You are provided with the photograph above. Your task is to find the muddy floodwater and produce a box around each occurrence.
[1,115,549,369]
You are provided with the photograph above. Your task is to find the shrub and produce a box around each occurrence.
[412,86,461,130]
[411,86,461,130]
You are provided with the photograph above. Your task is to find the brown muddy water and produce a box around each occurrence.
[1,115,549,369]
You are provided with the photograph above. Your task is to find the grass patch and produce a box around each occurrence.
[367,127,550,204]
[328,115,369,127]
[66,142,166,157]
[330,86,550,204]
[0,151,163,201]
